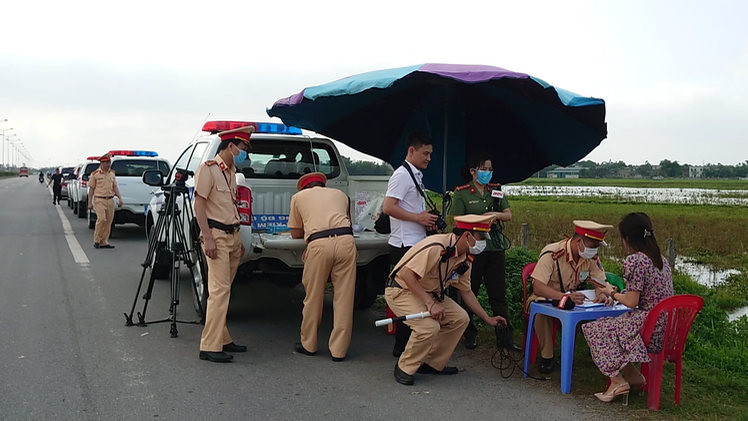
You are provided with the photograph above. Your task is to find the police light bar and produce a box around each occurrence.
[202,121,302,135]
[86,156,100,161]
[108,150,159,157]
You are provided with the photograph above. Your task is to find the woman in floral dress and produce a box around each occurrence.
[581,212,674,404]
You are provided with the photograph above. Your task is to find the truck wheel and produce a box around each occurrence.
[354,256,390,310]
[354,267,378,310]
[191,245,209,322]
[87,210,95,229]
[77,201,87,218]
[150,243,172,280]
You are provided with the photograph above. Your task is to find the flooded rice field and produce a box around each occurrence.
[504,185,748,205]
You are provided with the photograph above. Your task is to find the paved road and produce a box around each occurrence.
[0,177,614,421]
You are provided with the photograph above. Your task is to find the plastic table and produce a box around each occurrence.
[524,302,632,394]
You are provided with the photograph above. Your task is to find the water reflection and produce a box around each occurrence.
[504,185,748,205]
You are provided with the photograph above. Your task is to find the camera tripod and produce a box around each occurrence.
[124,171,207,338]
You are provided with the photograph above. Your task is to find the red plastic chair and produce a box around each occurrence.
[640,294,704,411]
[521,262,558,363]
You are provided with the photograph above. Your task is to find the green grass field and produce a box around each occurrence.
[515,177,748,191]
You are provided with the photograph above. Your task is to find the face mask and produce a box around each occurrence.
[469,236,487,255]
[232,145,247,166]
[476,170,492,185]
[578,241,598,259]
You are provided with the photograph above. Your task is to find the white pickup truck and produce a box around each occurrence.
[145,121,391,316]
[87,151,171,230]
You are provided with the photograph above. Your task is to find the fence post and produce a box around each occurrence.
[666,238,676,268]
[521,223,530,248]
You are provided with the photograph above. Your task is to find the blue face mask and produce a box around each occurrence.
[476,170,492,185]
[233,148,247,166]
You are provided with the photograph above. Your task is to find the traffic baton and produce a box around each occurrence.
[375,311,432,327]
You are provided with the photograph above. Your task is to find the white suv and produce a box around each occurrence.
[69,158,101,218]
[87,151,171,230]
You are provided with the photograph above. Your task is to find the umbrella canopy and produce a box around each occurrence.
[267,63,607,191]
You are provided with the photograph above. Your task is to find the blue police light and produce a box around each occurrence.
[109,150,159,157]
[255,123,303,135]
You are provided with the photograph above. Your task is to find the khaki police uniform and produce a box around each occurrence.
[288,172,357,358]
[195,154,243,353]
[89,163,118,245]
[385,233,472,375]
[528,235,607,359]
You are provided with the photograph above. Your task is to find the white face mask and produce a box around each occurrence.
[578,241,599,259]
[469,236,487,255]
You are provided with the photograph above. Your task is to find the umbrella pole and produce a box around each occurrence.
[441,87,449,217]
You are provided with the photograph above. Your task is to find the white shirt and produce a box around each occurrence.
[386,160,427,247]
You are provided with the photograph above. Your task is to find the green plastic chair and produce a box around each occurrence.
[605,272,625,291]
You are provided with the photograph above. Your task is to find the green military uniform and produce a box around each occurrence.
[449,181,514,346]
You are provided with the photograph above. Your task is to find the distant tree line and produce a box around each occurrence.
[540,159,748,179]
[341,156,393,175]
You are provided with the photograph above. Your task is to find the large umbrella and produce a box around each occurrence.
[267,63,607,194]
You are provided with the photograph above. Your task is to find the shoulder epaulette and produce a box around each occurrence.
[454,184,471,191]
[205,160,217,166]
[551,249,566,261]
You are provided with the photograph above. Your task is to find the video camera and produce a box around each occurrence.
[426,209,448,236]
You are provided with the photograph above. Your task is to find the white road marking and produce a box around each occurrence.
[49,185,90,264]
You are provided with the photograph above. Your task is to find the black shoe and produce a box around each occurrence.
[100,244,115,249]
[199,351,233,362]
[417,363,459,375]
[392,348,403,358]
[331,355,345,362]
[93,243,100,249]
[539,357,555,374]
[394,363,414,386]
[465,335,477,350]
[294,342,316,356]
[223,342,247,353]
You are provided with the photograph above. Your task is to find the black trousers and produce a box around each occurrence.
[389,244,413,353]
[449,250,514,340]
[52,186,62,204]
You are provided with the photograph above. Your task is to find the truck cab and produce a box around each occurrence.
[146,121,391,315]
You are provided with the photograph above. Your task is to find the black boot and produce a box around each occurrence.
[394,363,414,386]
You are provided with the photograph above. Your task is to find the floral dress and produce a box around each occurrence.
[581,252,674,377]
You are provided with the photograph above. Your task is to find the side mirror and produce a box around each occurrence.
[82,174,90,182]
[142,169,165,187]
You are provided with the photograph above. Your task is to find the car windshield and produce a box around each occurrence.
[61,167,76,179]
[84,163,100,175]
[111,160,170,177]
[235,139,340,180]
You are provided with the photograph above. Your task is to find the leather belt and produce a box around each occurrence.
[95,196,114,199]
[385,277,402,289]
[208,219,240,234]
[307,227,353,243]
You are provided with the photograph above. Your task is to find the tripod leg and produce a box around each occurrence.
[126,204,169,326]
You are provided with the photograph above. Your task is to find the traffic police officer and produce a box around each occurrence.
[527,220,613,373]
[87,153,123,249]
[194,125,253,363]
[288,172,357,361]
[450,159,515,350]
[386,214,505,386]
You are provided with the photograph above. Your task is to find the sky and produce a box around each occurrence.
[1,0,747,170]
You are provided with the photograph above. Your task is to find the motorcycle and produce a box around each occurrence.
[39,174,45,184]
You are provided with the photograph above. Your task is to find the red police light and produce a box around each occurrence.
[108,150,159,157]
[86,156,101,161]
[201,121,258,133]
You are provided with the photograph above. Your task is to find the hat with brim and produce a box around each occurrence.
[454,214,493,239]
[573,220,613,246]
[218,125,255,146]
[297,172,327,190]
[98,153,112,163]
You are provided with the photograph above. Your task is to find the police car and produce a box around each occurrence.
[87,150,171,230]
[144,121,391,318]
